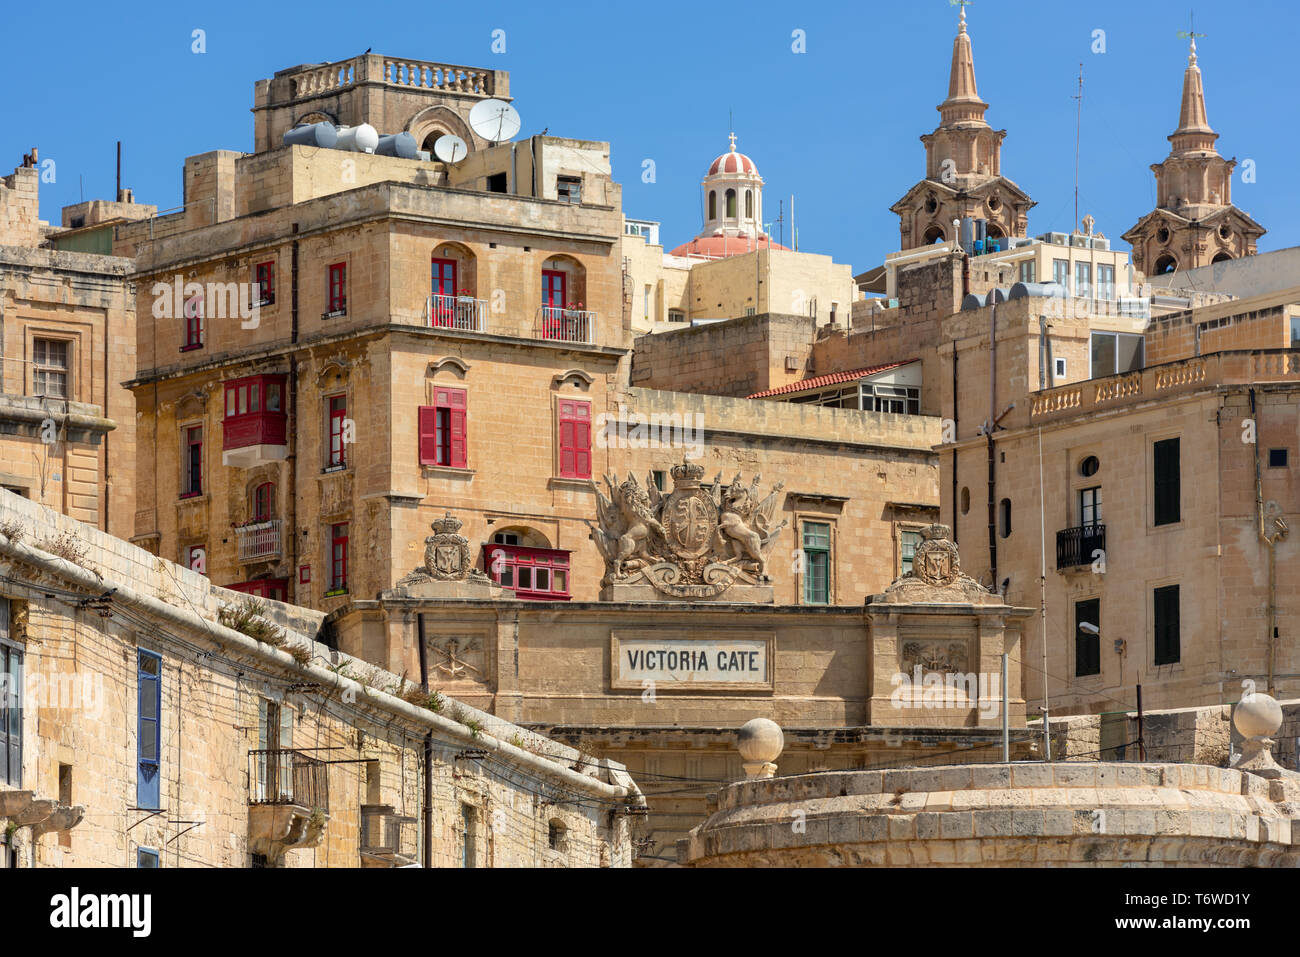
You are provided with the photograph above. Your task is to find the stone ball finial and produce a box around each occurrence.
[738,718,783,779]
[1235,692,1283,740]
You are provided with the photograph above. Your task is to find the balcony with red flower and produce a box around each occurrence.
[222,374,288,468]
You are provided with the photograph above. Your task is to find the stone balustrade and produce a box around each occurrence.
[289,56,495,101]
[1031,350,1300,423]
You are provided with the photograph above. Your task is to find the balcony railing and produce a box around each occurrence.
[248,749,329,812]
[536,307,596,344]
[360,804,418,866]
[236,519,282,562]
[1056,524,1106,571]
[426,294,487,332]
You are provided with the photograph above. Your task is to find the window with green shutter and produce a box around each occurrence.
[802,522,831,605]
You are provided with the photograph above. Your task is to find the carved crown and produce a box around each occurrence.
[431,512,464,536]
[671,462,705,486]
[921,524,953,542]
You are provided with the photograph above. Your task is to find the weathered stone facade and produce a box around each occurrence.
[0,491,640,867]
[0,160,139,538]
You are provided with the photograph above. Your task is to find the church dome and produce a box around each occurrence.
[708,148,759,177]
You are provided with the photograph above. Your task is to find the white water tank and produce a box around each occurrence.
[335,124,379,154]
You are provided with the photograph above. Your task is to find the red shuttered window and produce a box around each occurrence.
[557,399,592,479]
[327,263,347,314]
[419,388,467,468]
[327,394,347,468]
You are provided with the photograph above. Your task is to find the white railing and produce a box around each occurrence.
[425,295,487,332]
[536,307,596,345]
[236,519,281,563]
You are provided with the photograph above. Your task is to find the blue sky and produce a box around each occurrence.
[4,0,1297,270]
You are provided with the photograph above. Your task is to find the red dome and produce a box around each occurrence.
[668,234,789,259]
[708,150,759,176]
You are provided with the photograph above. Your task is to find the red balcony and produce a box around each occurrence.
[222,375,288,467]
[483,544,571,601]
[226,578,288,602]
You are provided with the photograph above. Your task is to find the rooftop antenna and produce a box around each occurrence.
[468,99,522,144]
[116,140,121,201]
[1072,63,1083,233]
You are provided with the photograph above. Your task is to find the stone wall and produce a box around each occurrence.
[0,491,639,867]
[678,762,1300,867]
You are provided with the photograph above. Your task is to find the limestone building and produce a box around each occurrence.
[1122,40,1266,275]
[0,155,147,539]
[939,263,1300,716]
[890,10,1034,251]
[621,135,857,333]
[119,55,937,613]
[0,491,641,868]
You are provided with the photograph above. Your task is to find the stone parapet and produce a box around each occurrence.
[678,761,1300,867]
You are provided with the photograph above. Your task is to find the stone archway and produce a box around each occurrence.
[407,105,476,156]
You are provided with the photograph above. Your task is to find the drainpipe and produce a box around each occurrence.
[951,340,959,542]
[288,232,300,604]
[988,301,998,587]
[417,612,433,867]
[1250,388,1280,695]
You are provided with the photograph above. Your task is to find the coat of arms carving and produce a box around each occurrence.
[396,513,490,586]
[585,463,787,599]
[877,524,1000,604]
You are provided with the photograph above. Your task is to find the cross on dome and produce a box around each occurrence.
[728,131,737,152]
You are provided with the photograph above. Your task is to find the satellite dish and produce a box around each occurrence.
[433,134,468,163]
[468,99,522,143]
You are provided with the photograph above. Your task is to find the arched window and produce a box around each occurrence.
[252,482,274,522]
[923,225,946,244]
[708,191,717,219]
[745,189,753,218]
[1212,252,1233,263]
[725,189,736,218]
[1154,254,1178,275]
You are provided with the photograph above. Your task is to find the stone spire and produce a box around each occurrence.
[940,6,988,127]
[1121,38,1265,274]
[889,8,1034,251]
[1170,39,1217,151]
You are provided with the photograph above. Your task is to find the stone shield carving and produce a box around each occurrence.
[397,512,490,586]
[585,463,787,599]
[877,524,1001,605]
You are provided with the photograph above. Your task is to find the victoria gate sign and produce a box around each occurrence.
[610,633,774,692]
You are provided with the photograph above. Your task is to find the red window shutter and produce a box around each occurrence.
[418,406,438,465]
[558,400,591,479]
[574,407,591,478]
[436,388,468,468]
[449,407,467,468]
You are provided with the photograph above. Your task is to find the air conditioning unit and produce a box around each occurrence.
[1040,232,1068,246]
[1071,234,1090,247]
[785,356,800,372]
[1091,237,1110,250]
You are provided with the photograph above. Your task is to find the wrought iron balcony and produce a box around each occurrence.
[426,294,487,332]
[1056,523,1106,571]
[359,804,418,867]
[536,307,595,345]
[248,749,329,812]
[236,519,282,563]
